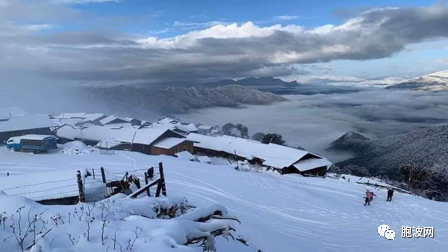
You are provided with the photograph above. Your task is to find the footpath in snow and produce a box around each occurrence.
[0,147,447,251]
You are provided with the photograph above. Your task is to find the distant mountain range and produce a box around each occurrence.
[87,84,287,115]
[282,70,448,91]
[331,125,448,200]
[199,77,299,88]
[385,70,448,91]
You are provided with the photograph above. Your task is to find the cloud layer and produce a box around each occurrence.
[180,89,448,162]
[1,1,448,84]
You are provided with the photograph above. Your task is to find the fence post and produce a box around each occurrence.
[159,162,167,196]
[77,170,86,203]
[92,169,95,180]
[144,172,150,196]
[100,167,106,183]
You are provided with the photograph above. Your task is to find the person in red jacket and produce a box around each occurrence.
[364,189,377,206]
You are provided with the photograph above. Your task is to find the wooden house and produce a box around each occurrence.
[112,128,195,156]
[186,133,332,176]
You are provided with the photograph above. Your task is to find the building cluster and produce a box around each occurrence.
[0,108,332,175]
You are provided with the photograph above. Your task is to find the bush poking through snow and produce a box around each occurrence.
[0,193,241,252]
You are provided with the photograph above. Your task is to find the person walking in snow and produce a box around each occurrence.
[387,188,394,202]
[364,189,377,206]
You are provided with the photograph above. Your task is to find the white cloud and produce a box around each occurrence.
[138,22,304,49]
[274,15,301,20]
[23,24,54,31]
[2,1,448,83]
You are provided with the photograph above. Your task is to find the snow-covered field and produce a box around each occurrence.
[0,147,447,251]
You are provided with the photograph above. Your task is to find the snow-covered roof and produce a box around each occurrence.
[153,118,198,133]
[100,115,128,125]
[293,158,332,172]
[152,137,187,149]
[9,134,57,141]
[256,143,309,169]
[157,117,178,124]
[187,133,330,169]
[115,128,172,145]
[0,115,58,133]
[56,125,125,142]
[177,123,198,132]
[198,125,212,130]
[83,113,106,122]
[175,151,197,161]
[59,113,87,119]
[197,156,212,163]
[96,140,123,149]
[186,133,260,160]
[57,124,183,147]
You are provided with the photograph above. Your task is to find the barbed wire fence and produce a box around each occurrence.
[0,164,166,204]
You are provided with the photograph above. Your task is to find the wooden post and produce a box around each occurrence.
[92,169,95,180]
[100,167,106,183]
[159,162,167,196]
[144,172,150,196]
[77,171,86,203]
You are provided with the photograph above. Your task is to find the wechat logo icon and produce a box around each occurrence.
[378,224,395,240]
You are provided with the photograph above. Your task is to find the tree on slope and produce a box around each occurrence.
[262,133,286,146]
[222,123,235,136]
[252,132,265,142]
[236,123,249,138]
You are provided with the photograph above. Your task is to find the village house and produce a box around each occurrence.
[111,128,195,156]
[151,118,198,134]
[0,115,58,144]
[198,125,213,135]
[124,117,143,126]
[186,133,331,176]
[81,113,108,126]
[99,115,130,126]
[56,125,195,156]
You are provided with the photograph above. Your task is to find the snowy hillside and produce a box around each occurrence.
[334,124,448,200]
[386,70,448,91]
[87,84,287,114]
[327,131,370,152]
[0,147,447,251]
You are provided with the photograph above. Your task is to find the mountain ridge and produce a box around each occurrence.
[86,84,287,115]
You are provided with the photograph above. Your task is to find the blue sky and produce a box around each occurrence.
[1,0,448,83]
[64,0,448,79]
[75,0,436,35]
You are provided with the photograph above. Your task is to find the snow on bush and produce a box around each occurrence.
[60,141,94,155]
[0,193,239,252]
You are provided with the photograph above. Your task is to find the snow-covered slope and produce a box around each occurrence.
[327,131,370,152]
[0,147,447,251]
[87,84,287,114]
[387,70,448,91]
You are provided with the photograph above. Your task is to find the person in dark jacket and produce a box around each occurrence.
[387,188,394,202]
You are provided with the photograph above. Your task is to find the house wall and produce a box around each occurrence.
[0,128,53,144]
[150,141,194,156]
[300,166,328,176]
[193,146,250,161]
[277,165,328,176]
